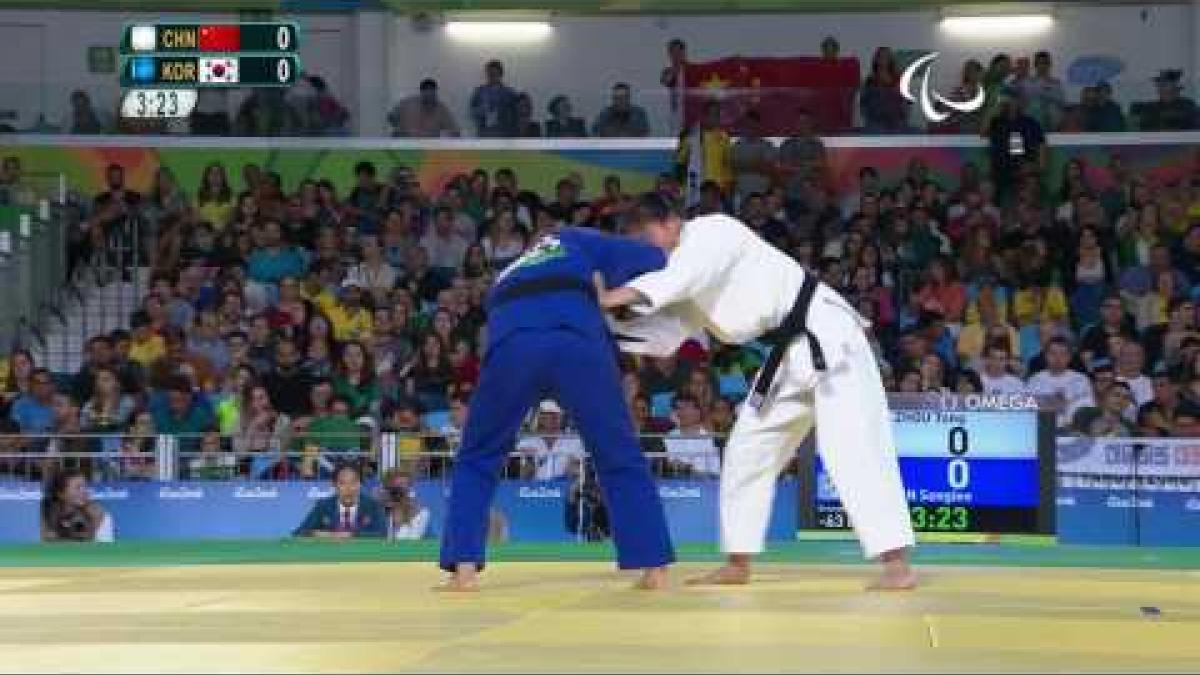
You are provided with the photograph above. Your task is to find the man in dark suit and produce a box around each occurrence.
[294,464,386,539]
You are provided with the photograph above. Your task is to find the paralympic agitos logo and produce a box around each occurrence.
[899,52,985,123]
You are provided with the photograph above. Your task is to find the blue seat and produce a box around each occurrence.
[422,410,451,431]
[718,372,748,398]
[650,392,675,418]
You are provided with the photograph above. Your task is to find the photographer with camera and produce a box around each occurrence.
[40,470,114,543]
[380,468,430,541]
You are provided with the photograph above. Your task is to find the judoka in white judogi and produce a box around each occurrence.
[604,205,916,588]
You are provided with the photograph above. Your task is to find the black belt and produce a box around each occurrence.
[489,276,596,310]
[748,274,827,410]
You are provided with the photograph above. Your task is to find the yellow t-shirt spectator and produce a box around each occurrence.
[1012,286,1069,327]
[314,292,373,342]
[129,334,167,368]
[677,127,733,195]
[196,199,234,230]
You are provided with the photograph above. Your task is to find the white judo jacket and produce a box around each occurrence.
[622,214,870,390]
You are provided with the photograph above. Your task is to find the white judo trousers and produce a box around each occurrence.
[719,315,915,559]
[621,213,914,562]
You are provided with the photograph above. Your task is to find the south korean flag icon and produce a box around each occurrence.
[199,57,240,84]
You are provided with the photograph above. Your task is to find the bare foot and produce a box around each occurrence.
[685,564,750,586]
[433,564,480,593]
[866,549,917,591]
[632,567,669,591]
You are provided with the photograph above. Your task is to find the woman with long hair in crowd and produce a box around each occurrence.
[229,191,260,235]
[406,332,453,413]
[429,308,460,351]
[461,242,491,280]
[233,383,291,454]
[448,336,480,389]
[1,348,36,406]
[80,367,136,438]
[482,208,527,271]
[1117,202,1165,268]
[40,469,114,542]
[196,162,234,230]
[333,340,380,419]
[1064,225,1115,328]
[860,46,908,133]
[303,314,337,379]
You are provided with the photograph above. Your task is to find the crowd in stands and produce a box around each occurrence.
[27,38,1200,137]
[4,78,1200,482]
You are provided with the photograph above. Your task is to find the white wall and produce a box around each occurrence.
[389,4,1192,135]
[0,5,1191,135]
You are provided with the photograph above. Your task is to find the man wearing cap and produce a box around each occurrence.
[438,225,676,592]
[1139,70,1198,131]
[600,193,915,590]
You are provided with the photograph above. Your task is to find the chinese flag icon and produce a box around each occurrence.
[198,25,240,52]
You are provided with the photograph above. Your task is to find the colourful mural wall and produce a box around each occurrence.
[2,137,1198,201]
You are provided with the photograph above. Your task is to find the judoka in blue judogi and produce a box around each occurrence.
[438,227,676,590]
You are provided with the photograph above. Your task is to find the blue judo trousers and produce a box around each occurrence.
[439,227,676,572]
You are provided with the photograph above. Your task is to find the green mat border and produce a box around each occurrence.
[1,540,1198,571]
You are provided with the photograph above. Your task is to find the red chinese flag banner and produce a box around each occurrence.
[198,25,241,52]
[683,57,861,135]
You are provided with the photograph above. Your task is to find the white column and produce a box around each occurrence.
[353,10,390,136]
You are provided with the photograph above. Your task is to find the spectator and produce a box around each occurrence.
[317,281,373,343]
[1137,369,1200,437]
[986,95,1047,206]
[660,38,687,129]
[1115,341,1154,407]
[79,366,135,435]
[860,47,908,133]
[1017,51,1066,131]
[777,109,827,209]
[262,333,312,415]
[347,234,399,303]
[10,368,57,434]
[819,35,840,60]
[978,342,1026,394]
[592,83,650,138]
[188,431,238,480]
[1082,81,1126,132]
[333,341,380,419]
[514,92,541,137]
[346,161,386,235]
[406,333,454,413]
[40,470,114,542]
[1136,70,1197,131]
[940,60,985,134]
[469,60,519,138]
[421,207,471,281]
[380,469,430,540]
[1072,381,1136,436]
[481,208,527,270]
[190,89,232,136]
[677,100,733,204]
[515,400,584,480]
[302,75,350,135]
[293,464,386,538]
[234,89,301,136]
[389,78,461,138]
[233,384,291,454]
[69,90,104,134]
[151,376,215,439]
[662,394,719,477]
[545,95,586,138]
[730,109,777,205]
[1026,337,1095,429]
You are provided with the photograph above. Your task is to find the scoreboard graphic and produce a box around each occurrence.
[801,393,1057,537]
[118,22,300,119]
